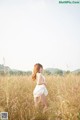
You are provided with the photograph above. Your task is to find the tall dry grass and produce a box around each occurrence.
[0,74,80,120]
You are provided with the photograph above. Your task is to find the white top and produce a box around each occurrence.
[36,73,45,85]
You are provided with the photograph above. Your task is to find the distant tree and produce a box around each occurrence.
[26,71,32,76]
[55,70,63,76]
[43,70,51,75]
[65,70,70,74]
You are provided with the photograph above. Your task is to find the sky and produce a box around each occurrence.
[0,0,80,71]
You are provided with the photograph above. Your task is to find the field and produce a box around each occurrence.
[0,74,80,120]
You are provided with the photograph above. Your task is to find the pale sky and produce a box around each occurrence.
[0,0,80,71]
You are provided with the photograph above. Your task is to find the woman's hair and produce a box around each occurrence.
[32,63,43,81]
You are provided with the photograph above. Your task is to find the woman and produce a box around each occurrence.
[32,63,48,111]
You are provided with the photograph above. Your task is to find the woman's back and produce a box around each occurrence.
[36,73,45,85]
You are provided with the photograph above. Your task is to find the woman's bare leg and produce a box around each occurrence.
[40,94,48,109]
[34,97,40,108]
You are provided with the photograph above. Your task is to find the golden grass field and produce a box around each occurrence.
[0,74,80,120]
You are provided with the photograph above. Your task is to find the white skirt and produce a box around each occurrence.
[33,84,48,98]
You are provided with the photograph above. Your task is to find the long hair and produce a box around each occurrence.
[32,63,43,81]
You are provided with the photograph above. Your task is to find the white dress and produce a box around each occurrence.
[33,73,48,98]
